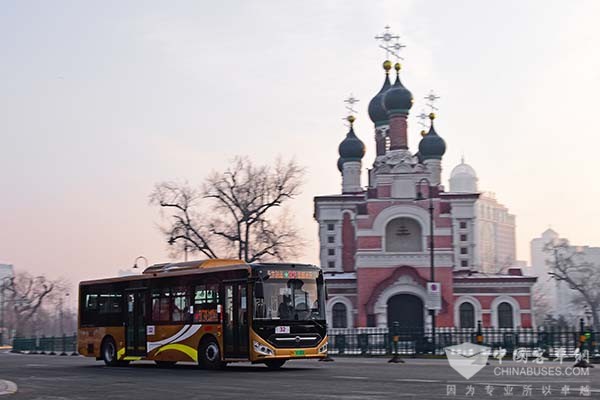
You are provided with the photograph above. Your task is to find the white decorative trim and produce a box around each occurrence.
[452,292,531,296]
[357,205,431,237]
[356,251,454,268]
[454,296,483,328]
[326,296,354,328]
[453,281,535,288]
[490,296,521,328]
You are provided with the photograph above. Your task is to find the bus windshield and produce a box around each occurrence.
[254,274,325,321]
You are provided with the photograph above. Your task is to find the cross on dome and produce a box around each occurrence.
[375,26,405,61]
[424,90,440,113]
[342,94,360,127]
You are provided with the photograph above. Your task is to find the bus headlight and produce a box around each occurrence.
[253,340,274,356]
[319,343,328,353]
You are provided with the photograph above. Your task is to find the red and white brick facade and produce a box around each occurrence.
[315,63,535,330]
[316,184,536,329]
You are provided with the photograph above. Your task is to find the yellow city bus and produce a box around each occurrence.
[78,259,328,369]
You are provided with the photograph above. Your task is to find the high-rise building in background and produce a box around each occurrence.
[448,159,517,273]
[0,263,15,345]
[530,229,600,322]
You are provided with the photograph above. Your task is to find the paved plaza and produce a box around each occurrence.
[0,351,597,399]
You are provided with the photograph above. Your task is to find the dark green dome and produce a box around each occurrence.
[383,68,413,115]
[368,74,391,125]
[337,157,345,172]
[338,125,365,162]
[418,118,446,160]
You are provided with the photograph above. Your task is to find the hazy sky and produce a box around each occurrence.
[1,0,599,295]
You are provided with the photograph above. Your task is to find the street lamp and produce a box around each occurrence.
[416,177,436,354]
[132,256,149,270]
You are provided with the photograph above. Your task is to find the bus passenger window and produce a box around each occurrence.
[152,290,171,322]
[194,283,219,322]
[172,289,190,322]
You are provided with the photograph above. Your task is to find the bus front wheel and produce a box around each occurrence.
[198,337,225,370]
[265,359,286,370]
[101,337,126,367]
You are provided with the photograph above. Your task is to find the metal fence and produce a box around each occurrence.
[11,334,78,355]
[328,326,600,358]
[9,326,599,359]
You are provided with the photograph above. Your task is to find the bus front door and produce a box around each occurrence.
[126,290,147,357]
[223,282,248,358]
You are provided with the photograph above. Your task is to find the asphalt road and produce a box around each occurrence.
[0,351,597,399]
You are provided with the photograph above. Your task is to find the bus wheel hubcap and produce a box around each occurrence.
[206,344,218,362]
[105,343,114,361]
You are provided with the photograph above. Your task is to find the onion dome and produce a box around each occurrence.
[418,113,446,160]
[368,60,392,125]
[337,157,345,172]
[337,115,365,171]
[382,63,413,115]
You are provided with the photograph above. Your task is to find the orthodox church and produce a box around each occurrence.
[314,59,536,330]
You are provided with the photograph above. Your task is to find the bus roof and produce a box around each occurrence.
[79,259,321,286]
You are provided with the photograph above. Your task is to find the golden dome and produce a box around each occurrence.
[347,115,356,124]
[429,112,436,120]
[383,60,392,71]
[394,62,401,71]
[420,130,427,137]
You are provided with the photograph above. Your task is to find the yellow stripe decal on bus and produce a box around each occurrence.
[123,356,142,361]
[117,348,125,359]
[155,344,198,362]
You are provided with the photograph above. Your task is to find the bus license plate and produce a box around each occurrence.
[294,350,305,356]
[275,326,290,334]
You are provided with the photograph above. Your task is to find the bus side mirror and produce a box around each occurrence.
[255,281,264,299]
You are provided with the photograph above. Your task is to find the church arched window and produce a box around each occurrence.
[385,217,423,252]
[332,302,348,328]
[497,302,514,328]
[459,302,475,328]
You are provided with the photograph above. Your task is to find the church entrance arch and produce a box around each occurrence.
[386,294,424,329]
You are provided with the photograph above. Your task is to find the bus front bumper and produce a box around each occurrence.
[250,335,328,362]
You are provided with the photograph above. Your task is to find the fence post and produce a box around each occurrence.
[388,321,404,363]
[49,336,56,355]
[476,320,484,346]
[60,334,67,356]
[574,318,591,368]
[71,334,79,356]
[39,335,46,355]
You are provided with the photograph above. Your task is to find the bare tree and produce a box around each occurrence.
[544,239,600,329]
[531,284,552,327]
[3,272,55,336]
[150,156,306,263]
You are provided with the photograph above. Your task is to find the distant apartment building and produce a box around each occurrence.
[530,229,600,321]
[448,159,517,273]
[0,264,15,344]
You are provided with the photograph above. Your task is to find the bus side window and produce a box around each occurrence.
[194,283,219,322]
[172,288,190,322]
[152,290,171,322]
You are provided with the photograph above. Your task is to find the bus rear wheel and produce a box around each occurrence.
[265,359,286,370]
[155,361,177,368]
[101,337,126,367]
[198,337,225,370]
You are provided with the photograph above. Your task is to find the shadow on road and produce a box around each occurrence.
[79,363,314,373]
